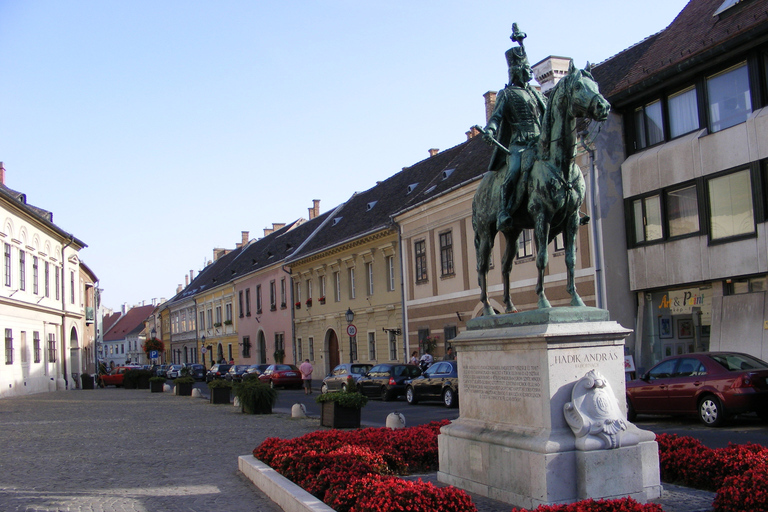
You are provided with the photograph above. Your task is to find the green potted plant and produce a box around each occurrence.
[207,378,232,404]
[174,375,195,396]
[80,373,95,390]
[123,369,140,389]
[233,378,277,414]
[136,369,153,389]
[316,376,368,428]
[149,376,166,393]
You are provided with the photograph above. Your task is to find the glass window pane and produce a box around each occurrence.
[645,100,664,146]
[666,185,700,237]
[707,63,751,132]
[633,199,645,243]
[708,169,754,239]
[634,108,647,149]
[645,195,663,241]
[668,87,699,138]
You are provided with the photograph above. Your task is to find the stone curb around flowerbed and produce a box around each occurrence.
[238,455,333,512]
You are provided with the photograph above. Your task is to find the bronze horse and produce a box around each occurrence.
[472,62,610,315]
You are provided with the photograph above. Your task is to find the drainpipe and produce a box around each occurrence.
[282,265,295,366]
[61,235,75,389]
[396,223,409,363]
[581,134,606,310]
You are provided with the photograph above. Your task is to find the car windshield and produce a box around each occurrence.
[352,365,372,374]
[710,353,768,371]
[275,365,293,371]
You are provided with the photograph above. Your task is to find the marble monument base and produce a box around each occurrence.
[437,308,661,509]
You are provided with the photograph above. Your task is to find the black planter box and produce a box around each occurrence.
[80,374,94,390]
[150,381,164,393]
[137,375,151,389]
[210,387,231,404]
[176,382,194,396]
[320,401,361,428]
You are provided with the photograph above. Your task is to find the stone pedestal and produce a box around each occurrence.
[438,308,660,509]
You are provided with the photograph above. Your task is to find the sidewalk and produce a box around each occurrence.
[0,388,715,512]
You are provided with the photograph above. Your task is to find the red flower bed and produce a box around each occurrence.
[656,433,768,512]
[511,497,662,512]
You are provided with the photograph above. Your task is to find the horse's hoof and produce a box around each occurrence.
[482,306,496,316]
[505,306,518,314]
[571,296,585,307]
[538,297,552,309]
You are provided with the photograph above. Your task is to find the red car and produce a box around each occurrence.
[258,364,302,389]
[98,366,142,387]
[626,352,768,427]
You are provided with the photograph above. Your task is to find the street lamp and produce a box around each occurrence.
[345,308,355,363]
[201,335,206,366]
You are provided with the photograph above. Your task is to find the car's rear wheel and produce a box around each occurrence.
[341,383,347,393]
[321,383,328,394]
[443,388,457,408]
[406,386,417,405]
[626,396,637,422]
[698,395,725,427]
[270,380,276,389]
[381,386,391,401]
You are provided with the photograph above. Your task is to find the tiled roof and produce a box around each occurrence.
[103,305,155,341]
[287,134,491,263]
[592,0,768,104]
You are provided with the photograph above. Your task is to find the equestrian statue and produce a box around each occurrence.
[472,24,610,315]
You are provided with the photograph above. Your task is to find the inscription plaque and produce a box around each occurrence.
[462,364,542,401]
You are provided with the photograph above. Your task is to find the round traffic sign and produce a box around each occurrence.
[346,324,357,337]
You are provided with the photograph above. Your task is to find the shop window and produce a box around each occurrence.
[724,276,767,295]
[707,169,755,241]
[707,62,751,133]
[633,99,664,150]
[668,86,699,138]
[666,185,700,237]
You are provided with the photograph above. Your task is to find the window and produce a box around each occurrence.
[207,309,213,328]
[252,286,258,315]
[554,233,565,252]
[319,275,326,299]
[225,303,232,322]
[297,337,302,361]
[366,262,374,296]
[228,344,233,361]
[295,281,301,304]
[3,243,10,287]
[334,271,341,302]
[309,337,314,361]
[708,169,755,240]
[275,332,284,352]
[32,257,38,295]
[388,330,397,360]
[44,261,49,297]
[668,86,699,138]
[306,279,312,300]
[270,281,276,310]
[47,333,57,362]
[33,331,41,363]
[368,332,376,360]
[439,231,454,276]
[238,291,244,318]
[632,195,663,244]
[666,185,700,237]
[517,229,534,258]
[633,99,664,150]
[19,250,25,291]
[5,329,12,364]
[349,268,356,299]
[350,334,358,361]
[55,266,60,300]
[280,278,286,308]
[707,62,751,133]
[386,255,396,291]
[415,240,427,283]
[70,270,75,304]
[215,306,222,325]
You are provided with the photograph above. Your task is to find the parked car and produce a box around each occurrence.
[244,364,270,379]
[166,364,183,379]
[258,364,302,389]
[184,363,206,381]
[98,365,142,387]
[225,365,251,382]
[153,364,168,377]
[357,364,421,401]
[405,360,459,408]
[626,351,768,427]
[321,363,373,394]
[206,364,233,382]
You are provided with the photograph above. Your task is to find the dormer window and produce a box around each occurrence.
[442,169,455,180]
[332,217,343,226]
[366,201,377,211]
[406,183,419,195]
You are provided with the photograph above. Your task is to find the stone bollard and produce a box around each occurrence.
[233,397,241,407]
[163,384,172,393]
[291,403,307,419]
[386,412,406,429]
[191,388,202,398]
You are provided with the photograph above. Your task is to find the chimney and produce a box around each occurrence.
[264,227,273,237]
[241,231,249,246]
[189,270,194,283]
[466,126,481,140]
[213,248,228,261]
[176,284,182,294]
[483,91,497,124]
[312,199,320,219]
[185,274,189,287]
[428,148,439,157]
[0,162,4,185]
[272,223,285,232]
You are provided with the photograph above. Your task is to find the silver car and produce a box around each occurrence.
[321,363,373,393]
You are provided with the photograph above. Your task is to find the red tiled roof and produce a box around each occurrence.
[103,305,155,341]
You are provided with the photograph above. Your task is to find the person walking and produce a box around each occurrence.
[409,351,419,365]
[299,359,313,395]
[444,347,455,360]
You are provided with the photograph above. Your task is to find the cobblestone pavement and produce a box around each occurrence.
[0,388,321,512]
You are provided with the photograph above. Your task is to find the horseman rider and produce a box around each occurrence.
[483,24,547,231]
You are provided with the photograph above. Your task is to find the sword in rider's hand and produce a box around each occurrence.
[473,125,510,155]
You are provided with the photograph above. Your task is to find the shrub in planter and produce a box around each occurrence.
[136,369,153,389]
[80,373,95,390]
[234,378,276,414]
[123,369,140,389]
[149,376,166,393]
[207,378,232,404]
[174,375,195,396]
[316,389,368,428]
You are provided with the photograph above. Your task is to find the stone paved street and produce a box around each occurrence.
[0,388,321,512]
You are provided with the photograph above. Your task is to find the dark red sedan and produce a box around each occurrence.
[258,364,302,389]
[626,352,768,427]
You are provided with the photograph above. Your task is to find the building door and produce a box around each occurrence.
[327,330,339,371]
[258,332,267,364]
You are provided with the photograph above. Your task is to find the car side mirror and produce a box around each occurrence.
[640,372,650,381]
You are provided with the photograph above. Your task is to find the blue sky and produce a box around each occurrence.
[0,0,689,310]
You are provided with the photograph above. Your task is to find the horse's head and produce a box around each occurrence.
[564,60,610,122]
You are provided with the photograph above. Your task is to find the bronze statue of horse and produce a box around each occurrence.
[472,62,610,315]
